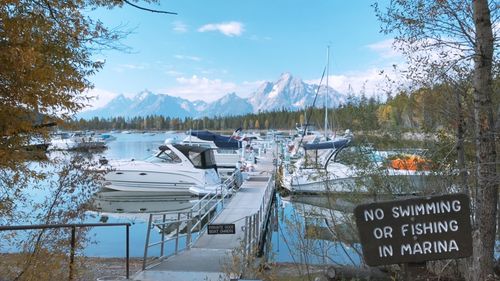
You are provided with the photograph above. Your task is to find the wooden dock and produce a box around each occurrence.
[133,149,276,281]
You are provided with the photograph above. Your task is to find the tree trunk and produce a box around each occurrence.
[455,89,468,195]
[471,1,498,281]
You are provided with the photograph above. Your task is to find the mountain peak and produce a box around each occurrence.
[215,92,240,103]
[136,90,154,101]
[113,94,128,101]
[278,72,293,82]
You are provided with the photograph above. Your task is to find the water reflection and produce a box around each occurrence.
[9,133,387,263]
[93,190,194,214]
[275,194,363,265]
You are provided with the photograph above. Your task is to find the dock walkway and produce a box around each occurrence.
[133,150,276,281]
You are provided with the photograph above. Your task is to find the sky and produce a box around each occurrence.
[86,0,402,110]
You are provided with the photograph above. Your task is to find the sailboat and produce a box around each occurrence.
[281,47,431,194]
[283,46,353,192]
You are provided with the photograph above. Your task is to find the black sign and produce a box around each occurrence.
[207,224,236,235]
[354,194,472,266]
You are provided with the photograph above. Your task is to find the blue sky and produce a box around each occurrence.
[87,0,400,109]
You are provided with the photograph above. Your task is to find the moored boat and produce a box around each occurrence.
[281,137,436,195]
[102,143,222,196]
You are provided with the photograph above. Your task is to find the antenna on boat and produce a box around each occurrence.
[324,45,330,140]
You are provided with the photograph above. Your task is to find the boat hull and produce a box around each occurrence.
[282,170,439,195]
[104,163,221,196]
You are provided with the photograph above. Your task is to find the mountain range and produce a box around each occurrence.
[78,72,347,119]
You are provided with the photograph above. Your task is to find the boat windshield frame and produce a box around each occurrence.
[152,147,182,163]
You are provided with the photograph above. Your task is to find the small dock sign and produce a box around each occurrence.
[354,194,472,266]
[207,224,236,235]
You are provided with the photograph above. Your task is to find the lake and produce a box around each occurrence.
[2,132,363,266]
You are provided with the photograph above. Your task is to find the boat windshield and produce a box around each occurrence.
[151,148,182,163]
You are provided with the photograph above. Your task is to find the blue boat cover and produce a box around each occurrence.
[303,138,350,150]
[189,130,242,149]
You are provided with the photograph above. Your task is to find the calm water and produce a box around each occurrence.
[3,132,362,265]
[85,132,186,258]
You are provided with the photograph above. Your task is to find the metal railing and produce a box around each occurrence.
[242,176,275,261]
[142,170,242,270]
[0,222,131,280]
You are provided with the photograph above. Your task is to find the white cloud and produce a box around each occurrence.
[366,39,402,59]
[113,63,148,73]
[305,66,407,99]
[174,54,201,61]
[164,75,238,102]
[367,38,474,70]
[367,38,477,86]
[172,21,188,33]
[161,76,264,102]
[198,21,244,37]
[82,88,119,111]
[165,70,184,77]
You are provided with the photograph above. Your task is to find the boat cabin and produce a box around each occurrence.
[156,144,217,170]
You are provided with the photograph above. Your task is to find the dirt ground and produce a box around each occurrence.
[0,254,482,281]
[0,254,141,281]
[78,257,143,281]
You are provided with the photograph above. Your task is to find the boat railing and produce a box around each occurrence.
[141,169,242,270]
[241,175,275,264]
[0,222,131,280]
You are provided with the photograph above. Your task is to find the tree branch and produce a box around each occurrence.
[122,0,177,15]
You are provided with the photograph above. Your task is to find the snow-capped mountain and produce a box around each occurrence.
[248,72,344,112]
[79,90,206,119]
[78,73,347,119]
[199,92,253,117]
[84,94,132,118]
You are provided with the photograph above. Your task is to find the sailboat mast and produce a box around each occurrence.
[324,45,330,139]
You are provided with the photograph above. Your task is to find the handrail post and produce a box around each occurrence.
[160,214,166,257]
[69,225,76,281]
[143,214,153,270]
[221,184,224,208]
[250,215,255,256]
[253,213,257,255]
[126,224,130,279]
[244,216,249,261]
[248,215,252,259]
[175,212,180,254]
[198,212,202,233]
[260,203,264,223]
[186,213,192,249]
[257,211,261,239]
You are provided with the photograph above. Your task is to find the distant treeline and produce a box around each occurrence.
[70,85,497,135]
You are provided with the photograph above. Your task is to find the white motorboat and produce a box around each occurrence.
[49,131,106,150]
[281,138,434,194]
[102,144,222,196]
